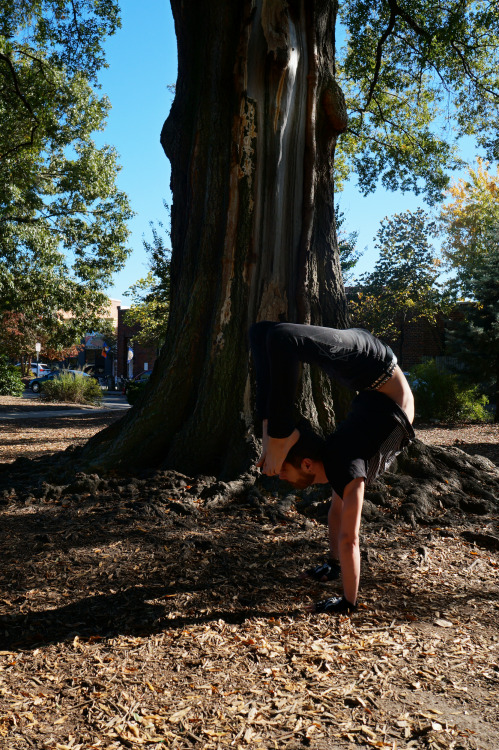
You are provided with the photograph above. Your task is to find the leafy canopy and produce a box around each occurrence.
[0,0,133,360]
[336,0,499,202]
[0,0,121,80]
[335,205,363,284]
[349,208,448,342]
[123,218,171,350]
[440,163,499,416]
[440,159,499,295]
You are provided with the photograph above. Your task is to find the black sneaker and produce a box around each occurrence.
[303,559,341,582]
[313,595,357,614]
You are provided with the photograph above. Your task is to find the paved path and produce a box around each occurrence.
[0,392,130,420]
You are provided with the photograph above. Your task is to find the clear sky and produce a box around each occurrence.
[98,0,177,302]
[99,2,479,302]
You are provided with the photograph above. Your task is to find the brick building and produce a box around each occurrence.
[345,287,465,371]
[384,307,467,371]
[389,314,446,369]
[116,306,158,379]
[64,298,120,380]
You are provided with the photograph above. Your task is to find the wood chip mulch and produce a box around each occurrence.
[0,399,498,750]
[0,395,124,465]
[415,422,499,469]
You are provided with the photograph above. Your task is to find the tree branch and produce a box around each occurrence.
[391,1,499,99]
[363,2,397,112]
[0,133,38,159]
[0,52,37,118]
[0,207,99,224]
[70,0,84,50]
[17,47,57,83]
[0,51,40,158]
[389,0,433,40]
[450,41,499,99]
[391,31,450,92]
[346,121,434,158]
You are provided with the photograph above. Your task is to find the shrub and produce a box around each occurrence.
[409,359,490,422]
[43,373,103,405]
[0,358,25,397]
[125,381,149,405]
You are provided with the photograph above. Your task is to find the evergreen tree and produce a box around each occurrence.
[335,205,362,285]
[350,208,448,364]
[123,219,171,350]
[446,241,499,421]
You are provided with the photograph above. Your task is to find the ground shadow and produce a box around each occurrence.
[1,493,495,651]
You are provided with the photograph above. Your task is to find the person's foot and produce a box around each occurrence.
[301,559,341,582]
[262,429,300,476]
[306,595,357,614]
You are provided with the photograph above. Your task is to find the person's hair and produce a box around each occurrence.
[285,419,326,468]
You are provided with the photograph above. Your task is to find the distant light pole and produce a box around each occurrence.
[35,342,41,378]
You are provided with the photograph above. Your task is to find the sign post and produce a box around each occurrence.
[35,342,41,378]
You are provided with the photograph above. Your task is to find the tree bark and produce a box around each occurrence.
[494,355,498,424]
[82,0,349,478]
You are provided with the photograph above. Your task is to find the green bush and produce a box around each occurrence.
[0,358,25,397]
[409,359,490,422]
[125,381,147,405]
[43,373,103,405]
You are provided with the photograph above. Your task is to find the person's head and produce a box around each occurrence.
[279,421,326,489]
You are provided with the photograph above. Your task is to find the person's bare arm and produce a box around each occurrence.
[338,478,365,605]
[328,492,343,560]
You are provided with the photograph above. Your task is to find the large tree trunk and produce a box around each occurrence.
[82,0,349,478]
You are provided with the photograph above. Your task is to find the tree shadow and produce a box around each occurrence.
[0,494,320,649]
[0,586,307,651]
[0,492,496,652]
[450,442,498,466]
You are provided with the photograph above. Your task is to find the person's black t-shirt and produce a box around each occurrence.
[321,391,414,498]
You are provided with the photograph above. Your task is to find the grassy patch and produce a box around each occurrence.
[42,373,103,405]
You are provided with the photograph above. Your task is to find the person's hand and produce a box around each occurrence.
[255,420,268,468]
[262,428,300,476]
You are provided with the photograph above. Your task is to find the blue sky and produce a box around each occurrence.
[99,2,478,302]
[98,0,177,302]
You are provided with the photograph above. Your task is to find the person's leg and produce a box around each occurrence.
[249,322,302,475]
[248,321,275,420]
[264,323,302,438]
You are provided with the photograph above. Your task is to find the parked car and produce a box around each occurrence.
[15,362,51,377]
[133,370,152,384]
[29,369,89,393]
[121,370,151,395]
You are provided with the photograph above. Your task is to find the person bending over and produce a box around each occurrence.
[249,321,415,614]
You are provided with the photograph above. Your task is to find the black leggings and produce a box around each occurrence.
[249,321,397,439]
[249,321,301,438]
